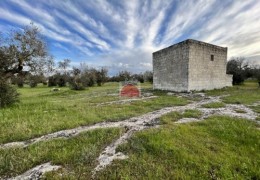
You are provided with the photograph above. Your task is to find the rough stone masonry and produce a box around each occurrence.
[153,39,232,92]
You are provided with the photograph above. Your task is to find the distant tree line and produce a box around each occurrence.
[108,70,153,83]
[47,62,108,90]
[9,57,153,90]
[227,57,260,86]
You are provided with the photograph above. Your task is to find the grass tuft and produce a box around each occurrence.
[201,102,226,108]
[160,109,202,125]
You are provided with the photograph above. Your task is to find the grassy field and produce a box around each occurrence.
[0,81,259,179]
[0,128,123,179]
[98,116,260,179]
[0,82,187,144]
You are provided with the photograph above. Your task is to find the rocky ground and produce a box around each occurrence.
[2,92,259,180]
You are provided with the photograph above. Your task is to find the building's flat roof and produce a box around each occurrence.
[153,39,227,54]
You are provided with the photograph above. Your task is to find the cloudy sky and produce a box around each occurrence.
[0,0,259,75]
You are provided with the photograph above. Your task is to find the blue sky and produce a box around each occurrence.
[0,0,259,75]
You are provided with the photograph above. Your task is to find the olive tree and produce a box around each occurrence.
[227,57,247,85]
[0,24,52,79]
[0,23,53,107]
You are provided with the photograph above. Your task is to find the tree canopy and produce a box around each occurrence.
[0,23,54,107]
[0,23,53,79]
[227,57,260,85]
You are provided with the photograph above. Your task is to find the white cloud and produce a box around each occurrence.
[1,0,260,74]
[54,11,110,51]
[191,0,260,59]
[160,0,216,45]
[0,7,31,25]
[0,6,93,56]
[53,43,71,53]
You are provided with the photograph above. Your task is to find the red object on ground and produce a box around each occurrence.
[120,84,140,97]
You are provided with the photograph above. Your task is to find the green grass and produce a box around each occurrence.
[0,81,259,179]
[160,109,202,124]
[0,83,188,144]
[98,116,260,179]
[201,102,226,108]
[251,105,260,114]
[0,128,123,179]
[206,81,260,105]
[234,109,247,113]
[182,109,202,118]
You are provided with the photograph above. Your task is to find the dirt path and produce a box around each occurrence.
[2,94,259,180]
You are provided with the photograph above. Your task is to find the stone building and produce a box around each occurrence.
[153,39,232,92]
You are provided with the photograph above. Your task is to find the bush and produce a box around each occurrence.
[57,75,66,87]
[0,79,19,108]
[132,74,144,83]
[48,76,57,87]
[29,80,37,88]
[227,58,246,85]
[232,73,245,85]
[88,75,95,87]
[10,76,24,87]
[17,78,24,88]
[252,68,260,87]
[48,74,68,87]
[28,75,39,88]
[144,71,153,83]
[69,77,85,90]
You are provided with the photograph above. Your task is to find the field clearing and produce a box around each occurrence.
[0,82,187,144]
[0,81,259,179]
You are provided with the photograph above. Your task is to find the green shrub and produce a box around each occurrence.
[48,76,57,87]
[29,80,37,88]
[0,79,19,108]
[57,76,66,87]
[17,77,24,88]
[17,80,24,88]
[69,77,85,90]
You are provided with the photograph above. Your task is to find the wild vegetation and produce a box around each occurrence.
[227,57,260,85]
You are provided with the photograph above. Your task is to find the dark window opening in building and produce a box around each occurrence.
[211,55,214,61]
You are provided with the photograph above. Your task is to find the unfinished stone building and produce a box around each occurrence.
[153,39,232,92]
